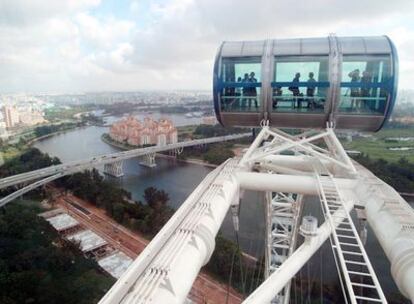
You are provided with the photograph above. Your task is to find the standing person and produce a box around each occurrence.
[289,72,301,108]
[306,72,316,109]
[249,72,258,109]
[348,69,361,111]
[241,73,250,110]
[235,77,243,109]
[360,71,372,110]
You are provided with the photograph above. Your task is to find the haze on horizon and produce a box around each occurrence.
[0,0,413,94]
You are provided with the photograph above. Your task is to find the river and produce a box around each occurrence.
[33,112,405,298]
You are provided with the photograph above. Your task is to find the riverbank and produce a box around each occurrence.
[27,124,86,146]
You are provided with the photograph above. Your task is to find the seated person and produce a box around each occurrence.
[273,87,282,109]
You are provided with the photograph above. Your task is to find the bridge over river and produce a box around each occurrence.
[0,133,250,207]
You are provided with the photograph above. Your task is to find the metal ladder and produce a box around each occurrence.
[316,173,387,304]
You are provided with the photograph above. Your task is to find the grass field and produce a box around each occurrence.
[342,126,414,163]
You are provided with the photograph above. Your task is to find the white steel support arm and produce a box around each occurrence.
[353,170,414,301]
[236,172,356,195]
[262,155,334,172]
[99,159,240,304]
[243,200,355,304]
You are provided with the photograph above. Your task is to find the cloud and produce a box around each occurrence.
[0,0,413,93]
[0,0,101,27]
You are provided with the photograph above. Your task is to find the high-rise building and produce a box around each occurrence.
[2,106,20,129]
[0,121,8,140]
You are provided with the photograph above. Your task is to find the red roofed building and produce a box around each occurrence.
[109,116,178,147]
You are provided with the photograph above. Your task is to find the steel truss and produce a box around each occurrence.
[97,126,414,304]
[264,192,303,304]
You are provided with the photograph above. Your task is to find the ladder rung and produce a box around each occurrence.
[327,204,342,207]
[337,234,356,239]
[354,295,382,302]
[348,270,372,277]
[327,204,341,208]
[351,282,377,289]
[331,215,347,219]
[341,250,363,256]
[339,242,360,248]
[328,203,344,208]
[336,227,353,232]
[330,211,347,215]
[345,260,367,266]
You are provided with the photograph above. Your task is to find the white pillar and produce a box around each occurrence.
[236,172,355,195]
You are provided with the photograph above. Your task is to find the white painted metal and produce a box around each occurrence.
[99,159,240,304]
[315,170,387,303]
[243,200,355,304]
[236,171,355,194]
[264,192,303,304]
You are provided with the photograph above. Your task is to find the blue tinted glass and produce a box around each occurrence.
[220,57,261,113]
[339,55,391,115]
[273,56,328,113]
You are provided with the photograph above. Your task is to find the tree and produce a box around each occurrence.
[144,187,169,210]
[0,203,114,303]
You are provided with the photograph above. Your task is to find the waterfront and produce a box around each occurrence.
[33,113,404,298]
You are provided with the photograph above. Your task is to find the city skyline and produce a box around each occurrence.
[0,0,413,93]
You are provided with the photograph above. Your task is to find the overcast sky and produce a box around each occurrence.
[0,0,413,93]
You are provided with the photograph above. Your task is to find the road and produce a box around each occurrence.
[55,193,243,304]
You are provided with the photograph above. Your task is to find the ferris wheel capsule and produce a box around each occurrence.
[213,35,398,132]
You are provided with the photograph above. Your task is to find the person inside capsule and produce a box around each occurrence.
[273,86,282,109]
[249,72,258,109]
[348,69,361,111]
[361,70,372,110]
[306,72,316,109]
[235,76,242,109]
[242,73,250,109]
[288,72,302,108]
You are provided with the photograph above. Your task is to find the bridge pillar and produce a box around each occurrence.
[103,161,124,177]
[139,153,156,168]
[168,147,184,159]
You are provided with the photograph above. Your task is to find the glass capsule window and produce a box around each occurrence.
[339,55,392,115]
[220,57,261,112]
[272,56,329,113]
